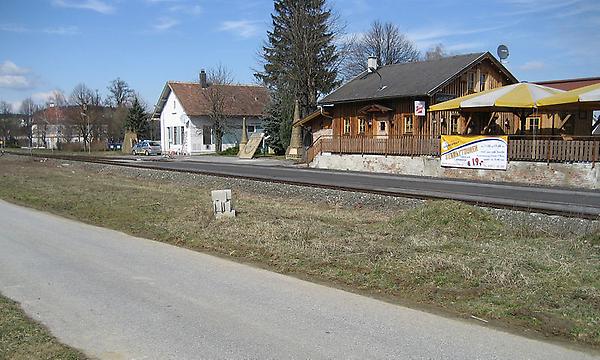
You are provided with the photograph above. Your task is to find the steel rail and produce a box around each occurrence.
[6,151,600,220]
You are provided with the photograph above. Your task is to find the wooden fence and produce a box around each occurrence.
[306,135,600,165]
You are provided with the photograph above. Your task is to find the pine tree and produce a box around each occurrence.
[257,0,341,153]
[125,97,149,138]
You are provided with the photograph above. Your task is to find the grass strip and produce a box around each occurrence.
[1,155,599,348]
[0,294,86,359]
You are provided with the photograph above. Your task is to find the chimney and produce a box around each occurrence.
[367,56,378,73]
[199,69,208,88]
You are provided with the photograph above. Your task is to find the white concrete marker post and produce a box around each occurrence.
[211,189,236,219]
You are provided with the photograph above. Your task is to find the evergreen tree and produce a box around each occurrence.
[263,87,295,154]
[257,0,341,153]
[125,97,149,138]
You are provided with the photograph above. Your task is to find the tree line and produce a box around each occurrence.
[0,78,152,150]
[256,0,448,154]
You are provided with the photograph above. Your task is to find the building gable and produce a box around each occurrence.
[320,52,517,105]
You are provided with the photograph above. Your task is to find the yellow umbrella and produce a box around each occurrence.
[430,83,564,111]
[537,83,600,107]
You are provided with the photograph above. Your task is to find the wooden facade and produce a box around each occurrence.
[305,56,593,140]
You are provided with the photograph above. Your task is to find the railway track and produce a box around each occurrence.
[6,151,600,220]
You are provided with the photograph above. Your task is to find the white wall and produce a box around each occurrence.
[160,90,189,154]
[311,153,600,189]
[159,88,265,154]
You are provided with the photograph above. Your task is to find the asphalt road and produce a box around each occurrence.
[123,158,600,217]
[1,201,598,359]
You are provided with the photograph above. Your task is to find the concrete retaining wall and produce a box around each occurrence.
[311,153,600,189]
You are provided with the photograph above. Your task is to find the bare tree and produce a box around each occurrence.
[203,63,234,152]
[69,84,94,150]
[0,100,16,146]
[424,44,448,61]
[46,90,67,107]
[20,98,38,147]
[341,20,421,80]
[107,78,133,108]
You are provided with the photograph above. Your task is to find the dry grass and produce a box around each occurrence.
[0,294,87,359]
[1,155,599,348]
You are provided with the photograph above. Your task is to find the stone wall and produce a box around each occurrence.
[310,153,600,189]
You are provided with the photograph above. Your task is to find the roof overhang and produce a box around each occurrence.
[427,52,518,97]
[151,83,173,120]
[293,109,330,127]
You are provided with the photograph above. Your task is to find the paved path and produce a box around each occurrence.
[123,159,600,217]
[0,201,597,359]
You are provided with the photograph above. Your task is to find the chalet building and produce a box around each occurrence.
[301,52,517,141]
[300,52,595,141]
[152,71,269,154]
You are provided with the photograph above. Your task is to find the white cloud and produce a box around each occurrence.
[43,26,79,35]
[0,60,29,75]
[153,17,180,32]
[31,90,61,104]
[519,61,545,71]
[51,0,115,14]
[0,23,80,36]
[0,75,32,89]
[0,60,36,90]
[220,20,261,38]
[169,4,202,15]
[0,23,29,33]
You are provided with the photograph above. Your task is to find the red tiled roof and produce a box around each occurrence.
[535,77,600,91]
[167,82,269,117]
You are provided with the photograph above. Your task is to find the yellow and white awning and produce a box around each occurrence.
[430,83,564,111]
[537,83,600,108]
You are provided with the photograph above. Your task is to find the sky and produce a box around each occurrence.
[1,0,599,111]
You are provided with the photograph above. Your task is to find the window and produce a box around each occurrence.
[180,126,185,144]
[173,100,176,110]
[173,126,179,145]
[247,125,255,133]
[467,72,475,92]
[379,121,386,131]
[343,117,350,134]
[527,117,540,133]
[358,118,366,134]
[450,115,459,134]
[480,73,487,92]
[167,127,173,143]
[404,115,413,133]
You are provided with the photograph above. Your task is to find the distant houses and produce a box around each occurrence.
[152,71,269,155]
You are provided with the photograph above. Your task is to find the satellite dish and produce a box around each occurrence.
[497,45,510,61]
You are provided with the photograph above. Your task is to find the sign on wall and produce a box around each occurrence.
[414,101,426,116]
[441,135,508,170]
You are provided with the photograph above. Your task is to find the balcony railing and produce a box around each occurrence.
[306,135,600,165]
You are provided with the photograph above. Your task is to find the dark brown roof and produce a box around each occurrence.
[534,77,600,91]
[159,82,269,118]
[320,52,517,104]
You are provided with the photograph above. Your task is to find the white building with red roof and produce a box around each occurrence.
[152,70,269,154]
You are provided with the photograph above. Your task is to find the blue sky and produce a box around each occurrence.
[1,0,599,111]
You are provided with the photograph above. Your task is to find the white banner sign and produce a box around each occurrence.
[441,135,508,170]
[414,101,426,116]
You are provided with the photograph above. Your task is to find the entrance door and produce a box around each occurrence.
[202,125,212,150]
[375,116,389,138]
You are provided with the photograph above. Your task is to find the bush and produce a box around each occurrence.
[59,142,84,152]
[218,146,239,156]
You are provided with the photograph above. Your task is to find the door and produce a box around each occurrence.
[202,126,212,149]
